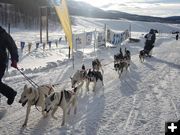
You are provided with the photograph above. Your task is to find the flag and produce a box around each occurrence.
[20,41,25,52]
[52,0,73,49]
[36,42,39,49]
[28,42,32,53]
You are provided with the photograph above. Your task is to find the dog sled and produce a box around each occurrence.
[139,45,154,62]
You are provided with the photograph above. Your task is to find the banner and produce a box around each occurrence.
[86,32,93,45]
[97,32,105,47]
[123,30,129,41]
[52,0,73,49]
[107,29,129,45]
[73,33,86,50]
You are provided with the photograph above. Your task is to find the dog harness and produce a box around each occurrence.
[58,91,63,106]
[33,90,40,106]
[44,85,54,95]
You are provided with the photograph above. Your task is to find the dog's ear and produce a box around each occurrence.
[50,93,55,101]
[28,88,32,94]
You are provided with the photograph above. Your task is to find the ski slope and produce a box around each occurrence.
[0,17,180,135]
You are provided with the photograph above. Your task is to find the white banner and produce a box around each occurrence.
[97,32,105,47]
[86,32,93,45]
[107,29,129,45]
[73,33,86,50]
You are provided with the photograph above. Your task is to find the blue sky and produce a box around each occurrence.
[74,0,180,17]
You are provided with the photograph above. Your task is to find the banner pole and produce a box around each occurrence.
[104,24,107,47]
[94,29,96,56]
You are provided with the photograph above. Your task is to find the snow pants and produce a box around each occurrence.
[0,66,16,99]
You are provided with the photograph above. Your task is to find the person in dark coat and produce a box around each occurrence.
[176,34,179,40]
[144,29,156,56]
[0,26,18,105]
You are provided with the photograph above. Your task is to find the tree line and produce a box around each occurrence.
[0,0,59,29]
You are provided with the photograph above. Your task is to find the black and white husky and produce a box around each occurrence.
[114,48,131,78]
[86,69,104,91]
[71,65,104,92]
[92,58,104,73]
[44,85,80,126]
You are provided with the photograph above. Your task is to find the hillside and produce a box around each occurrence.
[0,0,180,25]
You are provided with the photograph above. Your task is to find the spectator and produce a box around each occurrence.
[176,33,179,40]
[0,26,18,105]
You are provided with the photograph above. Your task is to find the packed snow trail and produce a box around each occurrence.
[0,38,180,135]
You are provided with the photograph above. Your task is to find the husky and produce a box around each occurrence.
[114,48,131,78]
[86,69,104,91]
[70,65,87,88]
[114,60,129,78]
[124,48,131,61]
[139,50,145,62]
[44,85,80,126]
[92,59,104,73]
[139,49,152,62]
[124,48,131,67]
[19,84,54,127]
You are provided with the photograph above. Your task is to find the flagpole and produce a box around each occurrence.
[72,46,74,69]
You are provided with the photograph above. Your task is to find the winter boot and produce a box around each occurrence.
[0,82,17,105]
[7,91,17,105]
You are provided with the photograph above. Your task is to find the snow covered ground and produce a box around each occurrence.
[0,17,180,135]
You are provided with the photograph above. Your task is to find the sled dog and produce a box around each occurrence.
[70,68,87,88]
[139,50,145,62]
[86,69,104,91]
[92,59,104,73]
[19,84,54,127]
[114,48,131,77]
[44,85,80,126]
